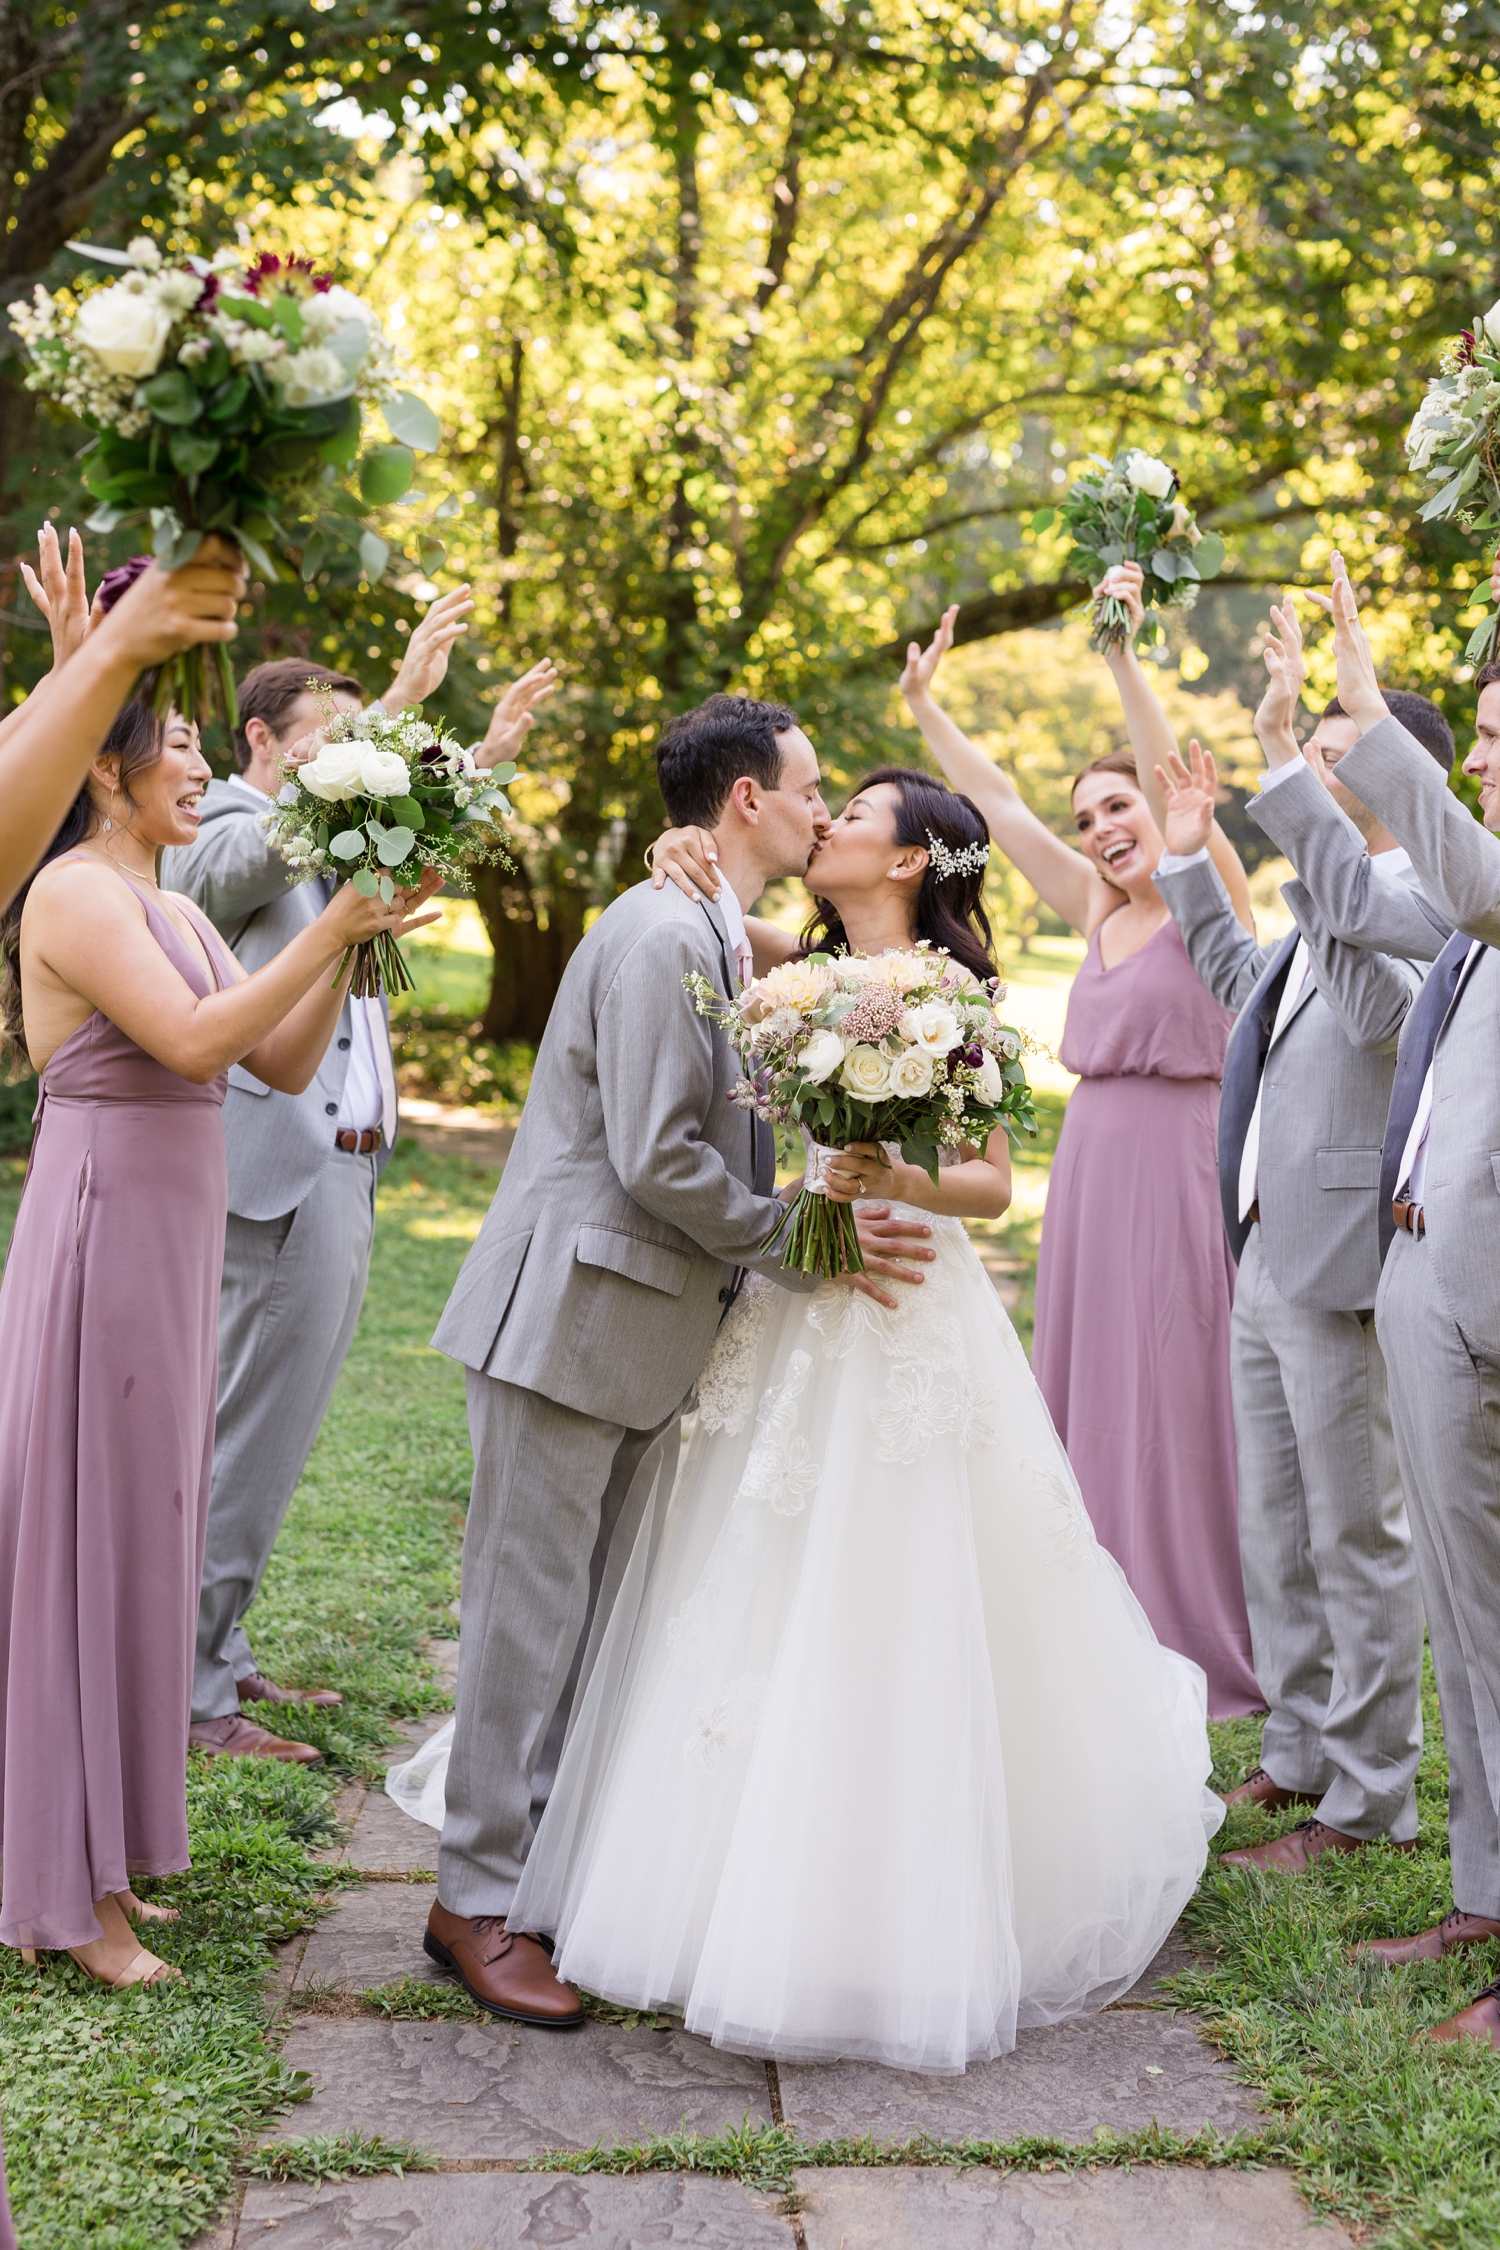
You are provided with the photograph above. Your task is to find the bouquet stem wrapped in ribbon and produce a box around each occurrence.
[9,237,444,725]
[687,947,1039,1282]
[1033,450,1225,652]
[259,698,518,999]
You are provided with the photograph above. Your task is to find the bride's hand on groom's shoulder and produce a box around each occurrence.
[649,827,721,903]
[837,1206,935,1309]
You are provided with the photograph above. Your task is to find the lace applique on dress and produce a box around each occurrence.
[696,1274,775,1435]
[736,1349,818,1516]
[1023,1455,1100,1569]
[870,1360,1002,1466]
[682,1672,768,1771]
[806,1227,999,1465]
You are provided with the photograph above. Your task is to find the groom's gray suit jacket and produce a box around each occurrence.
[433,878,806,1430]
[1154,853,1422,1311]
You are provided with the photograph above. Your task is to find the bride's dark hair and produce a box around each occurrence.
[800,765,996,984]
[0,698,165,1062]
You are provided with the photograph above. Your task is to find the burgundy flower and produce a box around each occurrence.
[96,554,154,613]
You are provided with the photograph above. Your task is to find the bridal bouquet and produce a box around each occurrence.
[686,946,1038,1279]
[261,701,517,997]
[8,237,441,723]
[1405,303,1500,662]
[1033,451,1226,651]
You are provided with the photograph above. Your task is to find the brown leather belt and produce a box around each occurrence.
[334,1128,381,1154]
[1392,1197,1426,1239]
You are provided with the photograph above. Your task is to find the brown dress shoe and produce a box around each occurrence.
[1356,1908,1500,1967]
[188,1714,323,1766]
[238,1669,343,1711]
[1219,1766,1322,1813]
[1220,1818,1418,1871]
[1424,1981,1500,2048]
[424,1900,583,2029]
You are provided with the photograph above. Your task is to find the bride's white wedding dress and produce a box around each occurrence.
[390,1193,1224,2074]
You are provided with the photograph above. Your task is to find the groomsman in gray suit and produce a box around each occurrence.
[166,596,554,1763]
[424,695,935,2026]
[1149,671,1434,1869]
[1277,557,1500,2043]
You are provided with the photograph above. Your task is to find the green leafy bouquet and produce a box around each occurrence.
[686,947,1037,1280]
[8,237,441,723]
[1406,304,1500,662]
[260,702,517,998]
[1033,450,1226,651]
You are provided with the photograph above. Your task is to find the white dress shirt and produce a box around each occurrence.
[1238,940,1311,1221]
[1398,937,1485,1204]
[228,774,397,1142]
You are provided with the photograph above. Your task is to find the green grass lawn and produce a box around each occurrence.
[0,959,1497,2244]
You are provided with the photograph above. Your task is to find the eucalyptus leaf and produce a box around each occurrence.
[378,874,396,902]
[360,445,414,506]
[359,529,391,580]
[328,318,370,374]
[351,868,379,897]
[236,528,280,583]
[390,796,425,830]
[1148,548,1179,582]
[162,527,205,570]
[84,503,123,533]
[143,369,203,425]
[488,762,518,786]
[1095,542,1125,568]
[169,428,220,478]
[1465,614,1499,664]
[1194,532,1226,579]
[374,825,417,867]
[383,390,442,453]
[1029,507,1055,532]
[329,829,367,860]
[299,530,328,583]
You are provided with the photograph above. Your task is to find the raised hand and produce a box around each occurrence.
[1254,592,1305,765]
[476,656,559,770]
[384,585,475,713]
[1095,560,1146,653]
[20,526,99,671]
[1306,552,1384,732]
[900,604,959,703]
[649,825,722,903]
[1154,739,1218,859]
[92,536,246,670]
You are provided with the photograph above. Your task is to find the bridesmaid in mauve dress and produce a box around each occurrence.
[0,697,432,1997]
[901,590,1262,1718]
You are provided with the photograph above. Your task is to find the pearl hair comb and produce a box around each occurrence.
[925,830,992,881]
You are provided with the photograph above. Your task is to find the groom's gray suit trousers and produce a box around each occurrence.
[1230,1229,1423,1841]
[438,1371,680,1919]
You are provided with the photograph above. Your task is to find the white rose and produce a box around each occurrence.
[1123,449,1174,500]
[1478,299,1500,349]
[839,1044,892,1099]
[888,1046,935,1097]
[75,281,173,376]
[358,746,412,797]
[297,738,368,801]
[311,284,382,335]
[899,1002,960,1054]
[797,1028,845,1084]
[970,1051,1006,1106]
[276,345,354,406]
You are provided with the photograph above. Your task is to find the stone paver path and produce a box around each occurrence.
[194,1651,1344,2248]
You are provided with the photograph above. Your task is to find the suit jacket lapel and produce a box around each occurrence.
[1218,930,1300,1256]
[1378,929,1476,1253]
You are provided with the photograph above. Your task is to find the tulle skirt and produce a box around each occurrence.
[395,1210,1222,2073]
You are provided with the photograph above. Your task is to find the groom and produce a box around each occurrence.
[424,693,935,2023]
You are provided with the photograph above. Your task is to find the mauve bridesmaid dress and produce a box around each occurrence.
[0,869,233,1951]
[1032,914,1261,1718]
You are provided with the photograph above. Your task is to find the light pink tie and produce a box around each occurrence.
[735,939,754,991]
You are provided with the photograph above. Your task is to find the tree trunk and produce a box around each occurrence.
[472,854,591,1045]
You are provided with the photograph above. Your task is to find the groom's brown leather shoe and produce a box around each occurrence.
[1220,1819,1417,1871]
[1219,1766,1322,1814]
[1355,1909,1500,1967]
[238,1669,343,1711]
[188,1714,323,1765]
[424,1901,584,2029]
[1423,1981,1500,2049]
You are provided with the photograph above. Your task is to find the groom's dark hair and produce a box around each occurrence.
[657,693,799,828]
[1323,690,1454,772]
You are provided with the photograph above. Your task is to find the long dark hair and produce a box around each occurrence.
[1,699,166,1062]
[800,765,996,984]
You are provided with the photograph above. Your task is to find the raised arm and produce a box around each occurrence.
[898,607,1102,935]
[1098,564,1254,932]
[1318,553,1500,943]
[1280,880,1422,1053]
[163,803,299,932]
[0,540,245,914]
[1249,758,1452,959]
[1151,742,1274,1011]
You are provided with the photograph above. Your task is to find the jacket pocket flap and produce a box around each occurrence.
[227,1063,273,1097]
[575,1224,690,1297]
[1316,1146,1382,1190]
[1489,1154,1500,1197]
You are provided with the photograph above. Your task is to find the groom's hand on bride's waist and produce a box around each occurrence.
[841,1206,935,1309]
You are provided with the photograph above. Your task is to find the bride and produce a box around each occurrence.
[392,765,1222,2074]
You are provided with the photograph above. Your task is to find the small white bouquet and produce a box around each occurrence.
[1405,302,1500,662]
[686,945,1038,1279]
[260,699,517,996]
[1033,449,1226,651]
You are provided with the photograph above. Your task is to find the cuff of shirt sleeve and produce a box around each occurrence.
[1256,756,1306,794]
[1154,847,1211,875]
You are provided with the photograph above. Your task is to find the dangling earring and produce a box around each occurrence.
[102,787,117,836]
